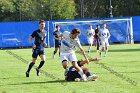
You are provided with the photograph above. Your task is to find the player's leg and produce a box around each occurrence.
[100,41,105,57]
[72,61,87,81]
[96,38,100,53]
[26,49,38,77]
[36,51,46,76]
[88,38,93,53]
[104,41,109,57]
[60,52,69,76]
[83,68,98,81]
[69,53,87,81]
[53,42,59,59]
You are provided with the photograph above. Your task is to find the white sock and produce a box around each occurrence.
[88,46,91,52]
[78,69,86,80]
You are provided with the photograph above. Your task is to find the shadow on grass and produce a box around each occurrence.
[0,79,93,87]
[96,71,140,74]
[0,77,25,80]
[0,80,67,86]
[109,48,140,52]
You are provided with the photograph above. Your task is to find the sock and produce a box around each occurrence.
[85,72,92,77]
[104,50,107,55]
[53,51,56,55]
[27,62,35,73]
[88,46,91,52]
[78,69,86,79]
[37,61,45,69]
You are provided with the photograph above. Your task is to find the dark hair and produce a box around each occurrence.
[39,19,45,24]
[71,28,81,34]
[56,25,60,28]
[89,25,92,27]
[102,22,106,25]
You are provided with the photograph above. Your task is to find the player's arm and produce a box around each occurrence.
[43,36,47,47]
[79,47,89,64]
[79,57,100,66]
[30,32,36,48]
[53,35,59,40]
[92,30,95,36]
[107,30,111,39]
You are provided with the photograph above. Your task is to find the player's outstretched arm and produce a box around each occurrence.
[79,47,89,64]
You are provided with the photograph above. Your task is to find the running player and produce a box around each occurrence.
[52,25,62,59]
[98,23,110,57]
[26,20,47,77]
[85,25,95,53]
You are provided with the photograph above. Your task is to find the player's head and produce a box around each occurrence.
[39,19,45,29]
[71,28,80,39]
[56,25,60,31]
[96,25,100,29]
[102,22,106,28]
[89,25,92,29]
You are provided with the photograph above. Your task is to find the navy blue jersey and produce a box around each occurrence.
[31,29,46,49]
[95,29,99,38]
[53,30,62,42]
[66,61,82,81]
[68,61,82,71]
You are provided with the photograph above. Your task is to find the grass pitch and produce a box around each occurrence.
[0,44,140,93]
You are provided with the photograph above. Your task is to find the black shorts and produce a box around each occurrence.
[66,71,81,81]
[32,48,45,58]
[55,41,61,48]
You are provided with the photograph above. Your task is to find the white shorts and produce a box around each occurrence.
[101,40,109,47]
[60,52,77,62]
[87,37,94,45]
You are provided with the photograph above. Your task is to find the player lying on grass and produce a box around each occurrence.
[65,57,100,81]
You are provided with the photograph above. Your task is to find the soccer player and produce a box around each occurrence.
[60,28,89,81]
[85,25,95,53]
[52,25,62,59]
[26,20,47,77]
[65,57,100,81]
[98,23,110,57]
[94,25,100,53]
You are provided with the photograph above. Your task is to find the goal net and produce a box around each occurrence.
[52,17,133,45]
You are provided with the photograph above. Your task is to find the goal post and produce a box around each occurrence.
[51,17,133,45]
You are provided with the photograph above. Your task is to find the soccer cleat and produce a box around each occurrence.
[75,78,81,82]
[104,54,106,57]
[87,74,98,81]
[26,72,29,77]
[36,68,40,76]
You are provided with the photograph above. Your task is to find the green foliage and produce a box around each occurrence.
[0,0,76,21]
[0,0,140,21]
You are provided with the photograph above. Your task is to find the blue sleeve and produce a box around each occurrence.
[31,31,36,38]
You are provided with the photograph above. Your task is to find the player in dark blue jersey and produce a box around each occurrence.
[52,25,62,59]
[65,57,100,81]
[95,25,100,53]
[26,20,47,77]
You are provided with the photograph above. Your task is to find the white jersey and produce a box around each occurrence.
[86,29,95,38]
[60,31,82,53]
[99,28,110,41]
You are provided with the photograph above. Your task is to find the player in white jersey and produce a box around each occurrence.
[85,25,95,53]
[98,23,110,57]
[60,28,89,81]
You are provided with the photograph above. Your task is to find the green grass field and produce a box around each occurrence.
[0,44,140,93]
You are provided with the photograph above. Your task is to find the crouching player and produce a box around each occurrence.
[65,57,100,81]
